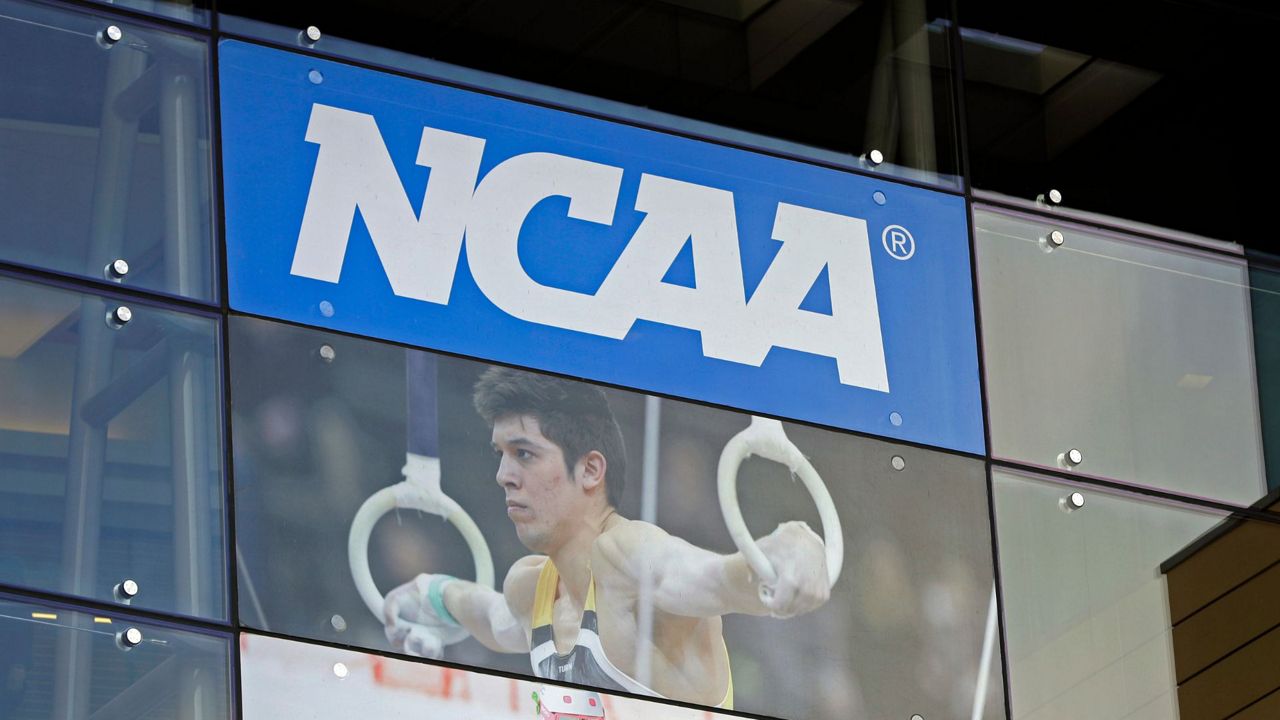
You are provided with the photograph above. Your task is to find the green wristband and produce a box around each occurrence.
[427,574,460,628]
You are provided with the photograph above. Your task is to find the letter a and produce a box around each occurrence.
[595,174,748,356]
[740,204,889,391]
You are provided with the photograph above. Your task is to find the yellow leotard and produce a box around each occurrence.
[529,559,733,709]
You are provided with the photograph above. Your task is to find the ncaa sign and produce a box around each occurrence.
[220,41,984,453]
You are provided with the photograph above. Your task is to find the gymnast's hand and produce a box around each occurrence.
[754,521,830,619]
[382,573,470,658]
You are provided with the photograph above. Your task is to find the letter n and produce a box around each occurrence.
[291,103,485,304]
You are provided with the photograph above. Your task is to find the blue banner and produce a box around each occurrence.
[219,40,984,453]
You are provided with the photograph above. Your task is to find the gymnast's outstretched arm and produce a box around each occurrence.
[441,555,541,653]
[592,518,829,619]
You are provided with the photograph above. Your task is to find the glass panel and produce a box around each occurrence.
[0,0,216,301]
[218,36,981,453]
[974,205,1272,509]
[1249,255,1280,493]
[229,314,1002,720]
[0,590,231,719]
[219,0,961,188]
[243,631,780,720]
[959,1,1275,244]
[993,468,1280,720]
[0,274,226,620]
[86,0,210,26]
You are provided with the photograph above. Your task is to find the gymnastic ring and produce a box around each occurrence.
[348,482,495,623]
[717,416,843,589]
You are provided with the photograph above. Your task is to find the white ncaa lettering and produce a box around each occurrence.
[465,151,626,337]
[594,174,749,357]
[293,104,484,303]
[291,103,891,392]
[741,204,888,391]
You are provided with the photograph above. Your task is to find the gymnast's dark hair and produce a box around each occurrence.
[473,367,627,509]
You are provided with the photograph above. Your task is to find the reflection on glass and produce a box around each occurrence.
[219,0,961,186]
[0,275,226,620]
[994,469,1280,720]
[86,0,210,26]
[229,315,1002,720]
[0,0,216,301]
[974,205,1269,508]
[0,591,231,719]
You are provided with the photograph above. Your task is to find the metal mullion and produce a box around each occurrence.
[208,6,247,718]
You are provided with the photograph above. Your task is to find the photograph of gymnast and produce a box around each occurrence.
[229,316,1005,720]
[380,364,830,709]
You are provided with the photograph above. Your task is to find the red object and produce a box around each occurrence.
[537,685,607,719]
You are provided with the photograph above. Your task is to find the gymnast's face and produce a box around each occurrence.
[491,414,593,553]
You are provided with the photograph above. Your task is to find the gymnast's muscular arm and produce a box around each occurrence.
[592,519,829,619]
[440,555,543,653]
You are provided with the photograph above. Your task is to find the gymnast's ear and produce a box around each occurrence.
[575,450,607,494]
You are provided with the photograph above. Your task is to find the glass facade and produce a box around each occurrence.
[0,0,217,302]
[974,206,1269,506]
[0,275,226,620]
[993,469,1280,720]
[0,590,232,719]
[0,1,1276,719]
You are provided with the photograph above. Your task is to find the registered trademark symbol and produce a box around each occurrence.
[882,225,915,260]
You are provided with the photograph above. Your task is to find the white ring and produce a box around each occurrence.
[717,417,843,589]
[348,483,495,626]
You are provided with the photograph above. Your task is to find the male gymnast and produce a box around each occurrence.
[383,367,829,708]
